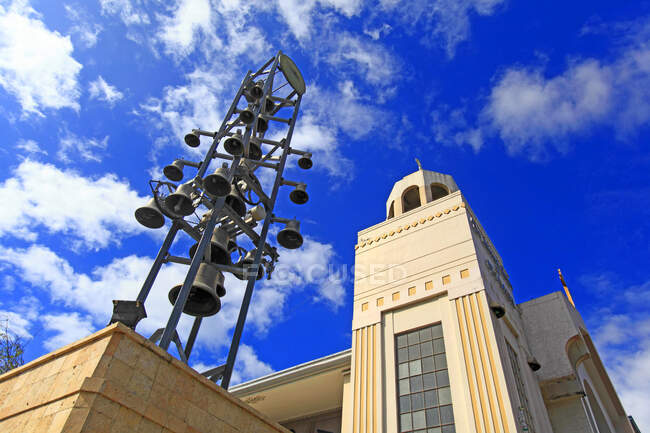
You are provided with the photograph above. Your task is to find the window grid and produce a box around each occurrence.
[396,324,456,433]
[506,342,535,433]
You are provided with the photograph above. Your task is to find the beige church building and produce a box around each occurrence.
[231,168,637,433]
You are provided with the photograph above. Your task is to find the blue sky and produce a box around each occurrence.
[0,0,649,427]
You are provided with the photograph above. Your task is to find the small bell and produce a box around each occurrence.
[224,130,244,156]
[163,160,184,182]
[184,130,200,148]
[225,184,247,217]
[203,167,231,197]
[277,219,303,249]
[239,106,255,125]
[264,98,275,113]
[134,198,165,229]
[248,81,264,100]
[165,181,195,216]
[527,356,541,371]
[234,250,264,280]
[249,204,266,221]
[168,263,224,317]
[289,183,309,205]
[297,154,313,169]
[257,116,268,133]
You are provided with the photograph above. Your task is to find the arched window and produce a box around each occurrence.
[430,183,449,201]
[402,186,421,213]
[388,201,395,219]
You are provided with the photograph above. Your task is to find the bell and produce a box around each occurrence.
[224,130,244,156]
[298,154,313,169]
[203,167,231,197]
[225,184,247,217]
[527,356,541,371]
[168,263,224,317]
[277,219,303,249]
[248,137,262,160]
[239,106,255,125]
[234,250,264,280]
[165,181,195,216]
[265,98,275,113]
[184,130,200,148]
[289,183,309,205]
[163,160,184,182]
[257,116,268,133]
[135,198,165,229]
[250,204,266,221]
[189,228,232,266]
[249,81,264,100]
[489,303,506,319]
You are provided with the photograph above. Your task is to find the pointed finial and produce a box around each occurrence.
[558,268,576,308]
[415,158,422,170]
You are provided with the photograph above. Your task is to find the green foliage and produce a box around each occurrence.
[0,319,25,374]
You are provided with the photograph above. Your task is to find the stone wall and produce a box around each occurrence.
[0,323,289,433]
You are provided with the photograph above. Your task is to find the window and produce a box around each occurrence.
[506,342,535,433]
[396,324,455,433]
[430,184,449,201]
[402,187,421,213]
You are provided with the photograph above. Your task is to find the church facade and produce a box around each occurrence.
[231,168,636,433]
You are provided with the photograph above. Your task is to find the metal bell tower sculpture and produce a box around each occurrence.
[110,51,312,389]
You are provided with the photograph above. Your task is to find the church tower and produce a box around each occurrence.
[344,166,553,433]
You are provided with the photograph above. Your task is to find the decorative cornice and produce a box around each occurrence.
[355,202,466,251]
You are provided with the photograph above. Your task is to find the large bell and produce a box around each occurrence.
[239,106,255,125]
[168,263,224,317]
[289,183,309,205]
[203,167,230,197]
[165,181,195,216]
[277,219,303,249]
[225,184,246,217]
[135,198,165,228]
[248,137,262,160]
[163,160,184,182]
[249,204,266,221]
[298,154,312,169]
[224,130,243,156]
[189,228,231,266]
[234,250,264,281]
[184,130,200,148]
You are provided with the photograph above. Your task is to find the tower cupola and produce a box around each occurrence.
[386,162,459,219]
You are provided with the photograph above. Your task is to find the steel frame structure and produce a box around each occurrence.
[110,51,308,389]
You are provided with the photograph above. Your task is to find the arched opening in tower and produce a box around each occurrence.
[402,186,421,213]
[430,183,449,201]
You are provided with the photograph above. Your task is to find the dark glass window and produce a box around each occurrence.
[396,324,455,432]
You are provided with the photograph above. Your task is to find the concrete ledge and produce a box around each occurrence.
[0,323,289,433]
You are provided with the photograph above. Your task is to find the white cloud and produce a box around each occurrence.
[275,0,362,41]
[327,33,400,86]
[88,76,124,106]
[156,0,221,59]
[228,344,273,385]
[16,139,47,156]
[582,274,650,432]
[64,4,102,48]
[41,312,95,351]
[435,19,650,160]
[0,0,82,116]
[0,309,34,340]
[58,132,109,163]
[0,159,149,249]
[377,0,505,57]
[99,0,151,26]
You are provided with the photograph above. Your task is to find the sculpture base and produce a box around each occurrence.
[0,323,287,433]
